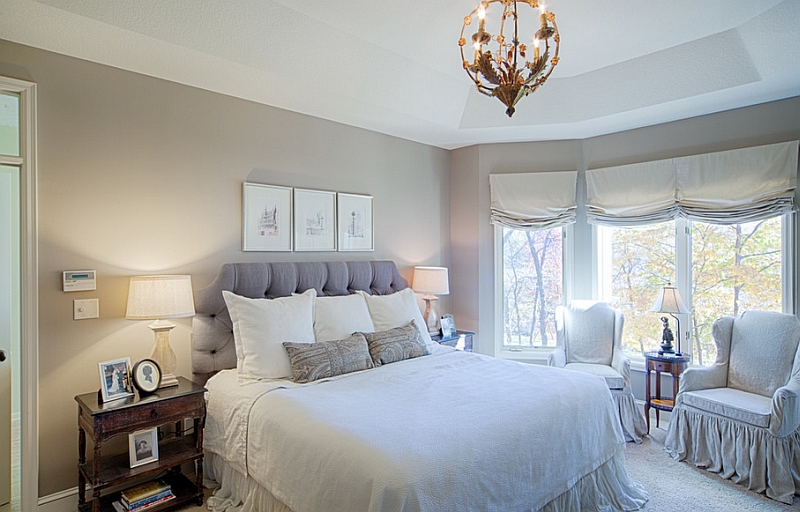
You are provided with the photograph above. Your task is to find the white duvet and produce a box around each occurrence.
[205,349,632,512]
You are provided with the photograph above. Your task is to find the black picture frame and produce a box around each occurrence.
[440,314,456,339]
[131,358,162,394]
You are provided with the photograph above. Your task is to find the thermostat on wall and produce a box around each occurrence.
[63,270,97,292]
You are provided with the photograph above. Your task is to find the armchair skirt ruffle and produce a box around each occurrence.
[612,389,647,444]
[664,404,800,504]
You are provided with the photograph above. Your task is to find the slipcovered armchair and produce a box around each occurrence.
[548,300,647,443]
[664,311,800,504]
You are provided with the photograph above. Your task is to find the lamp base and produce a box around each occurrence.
[158,373,179,388]
[148,320,179,389]
[422,295,439,334]
[658,342,674,355]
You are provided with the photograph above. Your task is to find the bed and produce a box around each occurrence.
[192,261,648,512]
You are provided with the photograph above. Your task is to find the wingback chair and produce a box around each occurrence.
[664,310,800,504]
[548,300,647,443]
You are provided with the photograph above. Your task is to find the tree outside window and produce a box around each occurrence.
[501,226,563,347]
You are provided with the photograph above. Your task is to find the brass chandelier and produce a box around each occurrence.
[459,0,560,117]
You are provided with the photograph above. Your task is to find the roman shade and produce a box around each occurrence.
[490,171,578,230]
[586,141,799,226]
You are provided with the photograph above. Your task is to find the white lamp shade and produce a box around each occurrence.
[412,266,450,295]
[650,284,690,314]
[125,275,196,320]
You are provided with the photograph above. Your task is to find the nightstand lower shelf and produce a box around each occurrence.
[77,471,202,512]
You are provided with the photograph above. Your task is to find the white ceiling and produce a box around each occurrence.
[2,0,799,149]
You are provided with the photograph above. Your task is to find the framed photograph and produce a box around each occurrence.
[98,357,134,403]
[129,427,159,468]
[440,314,456,339]
[131,358,162,394]
[243,183,293,252]
[337,193,374,251]
[294,188,336,251]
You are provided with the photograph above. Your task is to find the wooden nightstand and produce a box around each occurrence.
[644,352,690,434]
[75,376,206,512]
[431,330,474,351]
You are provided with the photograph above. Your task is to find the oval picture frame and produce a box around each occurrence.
[131,358,162,394]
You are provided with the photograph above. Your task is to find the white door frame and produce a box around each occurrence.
[0,75,38,512]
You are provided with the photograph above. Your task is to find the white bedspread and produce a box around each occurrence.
[205,350,631,512]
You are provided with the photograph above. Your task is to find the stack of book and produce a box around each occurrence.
[113,480,174,511]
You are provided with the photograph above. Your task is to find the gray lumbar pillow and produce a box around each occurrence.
[283,333,374,383]
[362,321,430,367]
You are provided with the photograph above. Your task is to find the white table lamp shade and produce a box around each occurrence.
[412,267,450,296]
[126,275,195,320]
[126,275,195,388]
[650,284,690,314]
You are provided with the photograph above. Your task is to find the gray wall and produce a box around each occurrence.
[3,35,800,500]
[451,97,800,357]
[0,39,451,497]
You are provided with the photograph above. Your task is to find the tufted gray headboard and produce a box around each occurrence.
[191,260,409,384]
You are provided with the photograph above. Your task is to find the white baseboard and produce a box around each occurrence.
[37,486,77,512]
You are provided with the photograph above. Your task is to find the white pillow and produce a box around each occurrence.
[314,294,375,342]
[223,288,316,380]
[357,287,434,348]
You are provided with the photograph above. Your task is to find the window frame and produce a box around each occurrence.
[494,223,574,361]
[593,214,795,366]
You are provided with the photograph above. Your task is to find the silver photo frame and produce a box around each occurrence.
[243,183,293,252]
[129,427,159,468]
[98,357,134,403]
[337,193,374,252]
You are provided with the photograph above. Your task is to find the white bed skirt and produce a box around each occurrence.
[612,389,647,444]
[205,451,647,512]
[664,405,800,504]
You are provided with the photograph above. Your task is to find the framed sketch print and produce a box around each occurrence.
[337,193,374,251]
[129,427,159,468]
[98,357,135,403]
[294,188,336,251]
[243,183,293,251]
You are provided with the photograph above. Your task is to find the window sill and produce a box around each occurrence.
[497,347,552,365]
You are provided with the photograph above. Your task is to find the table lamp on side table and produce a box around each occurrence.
[126,275,195,388]
[412,266,450,334]
[650,282,690,356]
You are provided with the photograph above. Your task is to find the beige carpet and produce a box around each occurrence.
[625,427,800,511]
[177,428,800,511]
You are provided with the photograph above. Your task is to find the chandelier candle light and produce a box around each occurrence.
[125,275,196,388]
[459,0,560,117]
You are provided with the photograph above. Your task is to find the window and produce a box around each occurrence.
[500,226,563,348]
[597,215,789,365]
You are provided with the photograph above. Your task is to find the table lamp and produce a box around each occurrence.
[126,275,195,387]
[412,266,450,333]
[650,282,690,356]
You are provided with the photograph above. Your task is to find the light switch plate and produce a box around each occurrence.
[74,299,99,320]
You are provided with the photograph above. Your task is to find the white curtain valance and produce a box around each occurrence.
[490,171,578,230]
[586,141,799,226]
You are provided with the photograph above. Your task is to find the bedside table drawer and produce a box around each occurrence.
[650,360,671,373]
[95,394,204,437]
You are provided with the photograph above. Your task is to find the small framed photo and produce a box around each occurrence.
[243,183,293,252]
[294,188,336,251]
[337,193,374,251]
[129,427,159,468]
[440,314,456,339]
[131,358,162,394]
[98,357,134,403]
